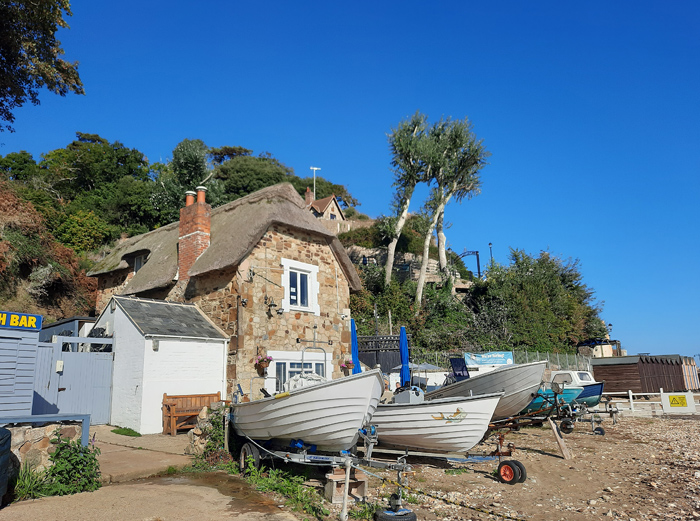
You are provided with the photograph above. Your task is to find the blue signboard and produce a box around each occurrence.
[464,351,514,365]
[0,311,43,331]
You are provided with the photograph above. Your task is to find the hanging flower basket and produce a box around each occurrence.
[340,360,354,374]
[254,355,273,373]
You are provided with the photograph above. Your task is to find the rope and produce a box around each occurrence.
[351,463,527,521]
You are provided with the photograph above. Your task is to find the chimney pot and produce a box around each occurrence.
[305,187,313,206]
[185,191,196,207]
[196,186,208,203]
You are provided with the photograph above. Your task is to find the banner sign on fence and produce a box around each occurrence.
[464,352,514,365]
[0,311,43,331]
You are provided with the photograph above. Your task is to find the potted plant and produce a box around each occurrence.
[340,360,355,375]
[254,355,273,374]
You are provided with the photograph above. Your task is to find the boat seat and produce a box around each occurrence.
[449,358,471,382]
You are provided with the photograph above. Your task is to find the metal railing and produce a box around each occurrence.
[410,349,592,372]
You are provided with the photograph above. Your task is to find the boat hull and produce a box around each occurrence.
[574,381,605,407]
[232,369,384,452]
[520,386,583,414]
[372,393,503,453]
[425,361,547,420]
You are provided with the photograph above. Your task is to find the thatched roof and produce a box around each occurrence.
[88,183,361,294]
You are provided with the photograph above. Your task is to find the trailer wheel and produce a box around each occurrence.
[374,510,417,521]
[594,426,605,436]
[560,419,575,435]
[511,460,528,483]
[239,442,260,473]
[497,460,522,485]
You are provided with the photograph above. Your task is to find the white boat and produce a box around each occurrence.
[425,361,547,421]
[372,391,503,453]
[232,368,384,452]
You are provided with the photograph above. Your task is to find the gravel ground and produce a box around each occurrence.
[344,414,700,521]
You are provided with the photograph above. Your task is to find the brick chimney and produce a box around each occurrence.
[178,186,211,283]
[305,186,313,206]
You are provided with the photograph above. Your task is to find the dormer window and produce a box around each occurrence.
[133,253,148,273]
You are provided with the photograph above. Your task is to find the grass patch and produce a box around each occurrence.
[111,427,141,437]
[445,467,471,475]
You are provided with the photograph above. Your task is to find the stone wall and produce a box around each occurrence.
[6,422,83,473]
[186,224,353,397]
[95,268,133,313]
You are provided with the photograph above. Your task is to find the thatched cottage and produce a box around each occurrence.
[87,183,362,398]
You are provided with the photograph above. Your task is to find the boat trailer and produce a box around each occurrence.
[234,427,417,521]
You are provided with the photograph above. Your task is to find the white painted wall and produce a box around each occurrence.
[139,338,227,434]
[112,309,146,432]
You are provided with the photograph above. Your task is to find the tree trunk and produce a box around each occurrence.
[436,208,449,276]
[414,200,446,312]
[384,193,413,287]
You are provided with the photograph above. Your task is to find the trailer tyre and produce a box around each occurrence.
[594,427,605,436]
[560,419,575,435]
[511,460,527,483]
[239,442,260,473]
[497,460,522,485]
[374,510,417,521]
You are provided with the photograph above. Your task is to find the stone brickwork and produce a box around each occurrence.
[6,423,82,473]
[186,224,353,397]
[95,268,133,313]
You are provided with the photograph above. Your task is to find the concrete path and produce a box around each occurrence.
[91,424,193,483]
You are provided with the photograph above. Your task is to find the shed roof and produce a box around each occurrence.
[112,296,227,339]
[88,183,361,294]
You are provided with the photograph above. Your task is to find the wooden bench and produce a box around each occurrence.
[162,391,221,436]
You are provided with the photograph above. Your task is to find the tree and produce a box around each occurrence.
[465,250,607,352]
[414,116,489,310]
[384,112,429,287]
[0,0,84,132]
[213,152,295,200]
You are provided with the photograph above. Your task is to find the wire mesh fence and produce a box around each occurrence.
[411,348,592,372]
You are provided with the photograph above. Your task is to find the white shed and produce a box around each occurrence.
[94,296,228,434]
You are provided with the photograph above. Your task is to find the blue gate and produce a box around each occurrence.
[33,337,114,425]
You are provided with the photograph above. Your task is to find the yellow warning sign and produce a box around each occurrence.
[669,395,687,407]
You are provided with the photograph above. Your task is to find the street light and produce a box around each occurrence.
[310,166,321,200]
[488,242,493,263]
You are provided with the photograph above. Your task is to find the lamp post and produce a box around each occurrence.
[310,166,321,200]
[489,242,493,263]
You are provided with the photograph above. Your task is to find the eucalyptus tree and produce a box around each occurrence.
[384,112,429,287]
[414,116,489,310]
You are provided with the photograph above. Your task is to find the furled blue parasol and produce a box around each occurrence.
[399,326,410,386]
[351,319,361,374]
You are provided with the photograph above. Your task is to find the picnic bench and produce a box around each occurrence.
[162,391,221,436]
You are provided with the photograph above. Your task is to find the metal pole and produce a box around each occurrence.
[388,309,393,335]
[475,251,481,278]
[310,166,321,200]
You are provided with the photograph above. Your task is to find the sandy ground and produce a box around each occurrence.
[349,414,700,521]
[1,473,299,521]
[3,414,699,521]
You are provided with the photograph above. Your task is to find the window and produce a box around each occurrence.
[577,372,593,382]
[133,253,148,273]
[267,350,331,393]
[330,213,336,220]
[281,259,320,315]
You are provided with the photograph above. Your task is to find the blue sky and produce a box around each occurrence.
[2,2,699,358]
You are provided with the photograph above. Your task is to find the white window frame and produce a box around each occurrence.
[281,258,320,315]
[265,349,333,394]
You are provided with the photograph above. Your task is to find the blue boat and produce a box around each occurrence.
[520,384,583,415]
[549,371,605,408]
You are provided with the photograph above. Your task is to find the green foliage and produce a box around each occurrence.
[349,500,380,519]
[10,462,46,502]
[54,210,111,252]
[245,459,330,519]
[190,407,234,471]
[0,0,84,132]
[42,430,102,496]
[111,427,141,437]
[213,153,296,201]
[172,138,209,188]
